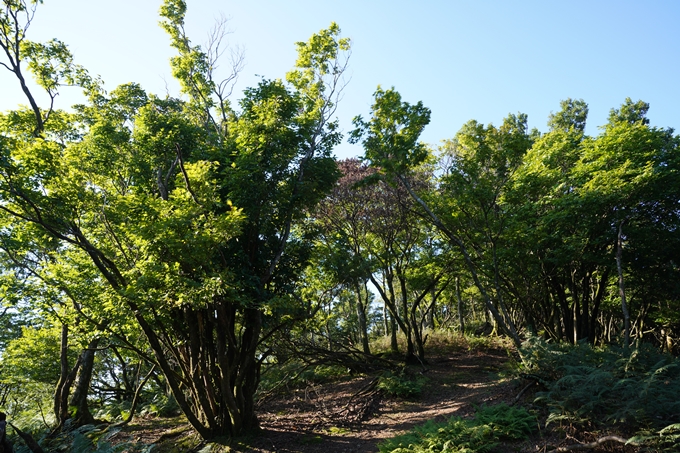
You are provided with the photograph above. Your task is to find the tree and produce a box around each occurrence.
[437,114,534,339]
[351,87,523,349]
[510,98,680,345]
[0,0,350,438]
[315,159,377,355]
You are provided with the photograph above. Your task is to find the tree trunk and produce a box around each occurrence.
[53,324,84,428]
[116,364,156,426]
[389,312,399,353]
[617,221,630,348]
[54,323,71,423]
[399,274,417,363]
[355,282,370,354]
[455,277,466,336]
[69,338,99,426]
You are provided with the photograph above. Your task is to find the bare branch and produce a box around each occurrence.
[175,143,203,206]
[0,0,45,135]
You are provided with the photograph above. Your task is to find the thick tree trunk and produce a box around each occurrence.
[139,302,263,439]
[69,338,99,426]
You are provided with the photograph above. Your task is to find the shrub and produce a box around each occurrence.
[378,371,428,398]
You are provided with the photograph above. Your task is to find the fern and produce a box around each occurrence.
[378,404,536,453]
[378,370,428,398]
[521,337,680,436]
[475,403,537,440]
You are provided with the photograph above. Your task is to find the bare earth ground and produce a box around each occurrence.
[110,347,639,452]
[250,348,516,453]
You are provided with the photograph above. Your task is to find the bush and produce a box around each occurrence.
[141,393,180,417]
[378,370,428,398]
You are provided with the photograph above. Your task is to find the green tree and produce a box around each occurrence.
[351,87,523,348]
[0,0,349,438]
[437,113,534,339]
[315,159,377,354]
[510,98,680,345]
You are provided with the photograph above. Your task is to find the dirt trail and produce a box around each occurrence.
[244,348,516,453]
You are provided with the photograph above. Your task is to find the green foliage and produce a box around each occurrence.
[257,361,350,398]
[350,86,431,175]
[1,0,352,437]
[44,424,143,453]
[522,337,680,431]
[474,403,537,440]
[547,98,588,132]
[631,423,680,453]
[378,370,428,398]
[302,365,350,384]
[1,325,73,385]
[378,403,536,453]
[141,393,180,418]
[1,381,55,434]
[22,38,96,94]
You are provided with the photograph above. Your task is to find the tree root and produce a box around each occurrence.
[550,435,633,452]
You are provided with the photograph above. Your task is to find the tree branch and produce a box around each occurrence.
[550,435,634,452]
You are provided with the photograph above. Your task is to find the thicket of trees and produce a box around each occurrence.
[0,0,678,444]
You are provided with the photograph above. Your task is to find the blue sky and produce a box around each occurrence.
[1,1,679,159]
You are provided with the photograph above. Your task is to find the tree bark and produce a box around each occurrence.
[455,277,466,336]
[617,221,630,348]
[355,282,370,355]
[69,338,100,426]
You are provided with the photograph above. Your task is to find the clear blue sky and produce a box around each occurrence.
[1,1,679,159]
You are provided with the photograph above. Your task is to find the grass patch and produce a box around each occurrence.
[370,330,515,358]
[298,434,323,445]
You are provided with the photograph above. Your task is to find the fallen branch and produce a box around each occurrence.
[550,435,633,452]
[510,380,535,406]
[8,422,47,453]
[114,364,156,427]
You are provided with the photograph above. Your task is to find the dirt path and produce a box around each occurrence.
[242,348,516,453]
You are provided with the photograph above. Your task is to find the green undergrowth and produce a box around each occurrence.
[370,330,514,357]
[257,361,351,396]
[378,403,537,453]
[12,423,149,453]
[377,370,428,398]
[521,336,680,451]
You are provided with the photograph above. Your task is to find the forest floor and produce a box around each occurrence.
[108,343,638,453]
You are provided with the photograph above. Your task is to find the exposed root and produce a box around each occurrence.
[550,435,635,452]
